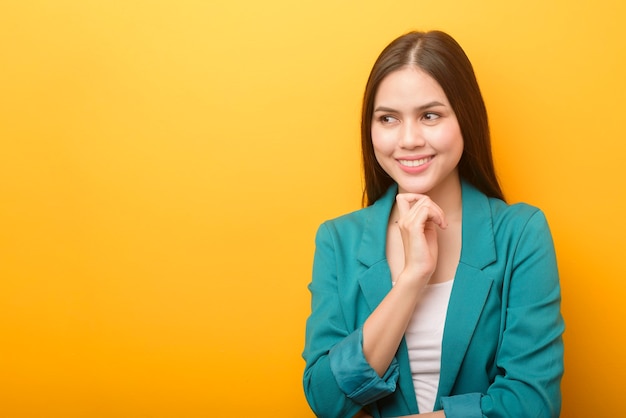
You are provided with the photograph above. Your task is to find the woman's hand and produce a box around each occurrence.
[394,193,447,286]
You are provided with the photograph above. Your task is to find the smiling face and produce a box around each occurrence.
[371,66,464,197]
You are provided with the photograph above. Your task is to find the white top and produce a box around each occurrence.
[404,280,454,412]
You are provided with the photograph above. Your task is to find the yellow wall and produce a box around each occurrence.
[1,1,624,416]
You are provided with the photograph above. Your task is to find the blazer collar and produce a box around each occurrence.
[356,180,496,269]
[355,180,497,314]
[457,180,496,269]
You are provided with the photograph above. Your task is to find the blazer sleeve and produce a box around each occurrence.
[303,222,400,418]
[441,209,565,417]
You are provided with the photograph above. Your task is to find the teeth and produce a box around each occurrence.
[399,157,431,167]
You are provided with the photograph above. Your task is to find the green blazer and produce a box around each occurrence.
[303,181,564,418]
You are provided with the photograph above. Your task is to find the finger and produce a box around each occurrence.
[395,193,426,216]
[395,194,416,216]
[406,199,448,229]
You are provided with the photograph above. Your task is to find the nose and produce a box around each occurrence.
[399,121,425,148]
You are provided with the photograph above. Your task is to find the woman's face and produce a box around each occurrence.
[371,66,464,196]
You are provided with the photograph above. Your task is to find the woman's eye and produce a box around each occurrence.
[380,115,398,124]
[423,112,440,121]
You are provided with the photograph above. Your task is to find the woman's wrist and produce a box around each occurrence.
[395,269,430,290]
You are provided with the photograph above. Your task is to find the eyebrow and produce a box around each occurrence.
[373,101,446,113]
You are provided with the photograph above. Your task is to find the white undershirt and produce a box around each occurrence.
[404,280,454,412]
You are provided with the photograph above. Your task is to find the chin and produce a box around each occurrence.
[397,183,433,195]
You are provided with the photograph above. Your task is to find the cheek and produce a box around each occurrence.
[451,127,464,155]
[371,126,393,155]
[433,123,464,154]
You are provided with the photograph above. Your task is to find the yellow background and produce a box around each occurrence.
[1,1,624,416]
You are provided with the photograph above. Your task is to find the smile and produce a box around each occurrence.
[398,157,432,167]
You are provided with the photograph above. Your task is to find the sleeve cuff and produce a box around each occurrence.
[328,327,399,405]
[440,393,482,418]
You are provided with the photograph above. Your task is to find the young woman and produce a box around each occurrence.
[303,31,564,418]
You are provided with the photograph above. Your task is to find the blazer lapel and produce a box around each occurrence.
[437,181,497,398]
[437,264,494,397]
[356,186,395,309]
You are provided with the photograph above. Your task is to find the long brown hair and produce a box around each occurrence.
[361,30,504,206]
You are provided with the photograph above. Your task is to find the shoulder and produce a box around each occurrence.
[463,180,550,234]
[484,197,556,263]
[462,181,554,249]
[316,184,397,243]
[488,197,552,237]
[315,204,374,246]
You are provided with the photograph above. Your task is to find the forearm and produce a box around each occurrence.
[362,277,425,376]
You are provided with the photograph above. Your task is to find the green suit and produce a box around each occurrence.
[303,181,564,417]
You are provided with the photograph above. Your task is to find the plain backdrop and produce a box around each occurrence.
[1,1,625,416]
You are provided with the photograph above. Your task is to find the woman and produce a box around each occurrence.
[302,31,564,417]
